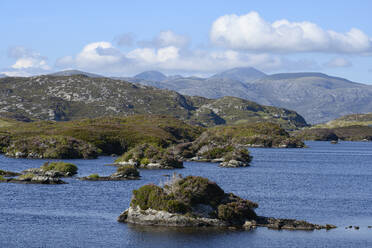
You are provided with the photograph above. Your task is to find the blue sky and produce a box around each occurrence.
[1,0,371,83]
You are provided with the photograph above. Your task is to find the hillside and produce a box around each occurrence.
[0,115,203,158]
[295,112,372,141]
[315,112,372,128]
[0,75,307,129]
[125,68,372,124]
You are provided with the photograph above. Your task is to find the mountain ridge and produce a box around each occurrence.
[0,75,307,130]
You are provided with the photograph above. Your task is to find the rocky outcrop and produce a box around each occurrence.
[115,143,183,169]
[1,173,66,184]
[118,206,227,227]
[220,159,249,168]
[80,165,140,181]
[243,217,337,231]
[118,174,336,231]
[22,162,78,177]
[219,148,251,168]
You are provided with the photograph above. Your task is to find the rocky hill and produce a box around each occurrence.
[0,75,307,129]
[125,68,372,124]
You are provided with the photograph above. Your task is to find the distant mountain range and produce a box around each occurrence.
[37,67,372,124]
[119,68,372,124]
[0,75,307,130]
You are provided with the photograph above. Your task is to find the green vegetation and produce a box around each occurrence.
[18,173,35,180]
[5,135,99,159]
[296,125,372,141]
[130,175,258,225]
[87,173,100,179]
[189,96,308,130]
[315,112,372,129]
[0,75,307,129]
[195,122,303,148]
[131,184,190,214]
[0,175,6,181]
[294,112,372,141]
[41,162,78,175]
[223,148,252,163]
[179,123,303,162]
[201,146,234,160]
[115,143,183,169]
[217,200,257,222]
[116,165,140,178]
[0,115,202,159]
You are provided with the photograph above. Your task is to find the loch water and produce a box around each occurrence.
[1,141,372,248]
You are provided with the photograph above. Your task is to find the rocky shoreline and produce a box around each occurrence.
[119,206,336,231]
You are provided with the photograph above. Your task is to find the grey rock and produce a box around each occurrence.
[118,206,228,227]
[220,159,249,168]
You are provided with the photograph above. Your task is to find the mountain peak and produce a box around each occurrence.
[211,67,266,82]
[134,71,167,81]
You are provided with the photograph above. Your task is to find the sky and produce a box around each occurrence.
[0,0,371,83]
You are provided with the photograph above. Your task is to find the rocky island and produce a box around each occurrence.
[118,174,336,231]
[0,161,78,184]
[80,165,140,181]
[114,143,183,169]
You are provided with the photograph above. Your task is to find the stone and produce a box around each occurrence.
[220,159,249,168]
[119,206,228,227]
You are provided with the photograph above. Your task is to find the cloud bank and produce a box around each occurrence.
[1,46,51,76]
[210,11,372,54]
[5,12,372,77]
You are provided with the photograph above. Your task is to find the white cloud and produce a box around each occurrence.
[325,57,352,68]
[210,11,372,54]
[8,46,50,70]
[156,30,189,47]
[138,30,189,48]
[75,42,124,69]
[127,46,179,63]
[55,38,320,76]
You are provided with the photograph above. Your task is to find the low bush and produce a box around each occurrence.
[117,165,140,177]
[41,161,78,175]
[88,173,100,179]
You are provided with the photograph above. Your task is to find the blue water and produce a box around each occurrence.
[1,141,372,248]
